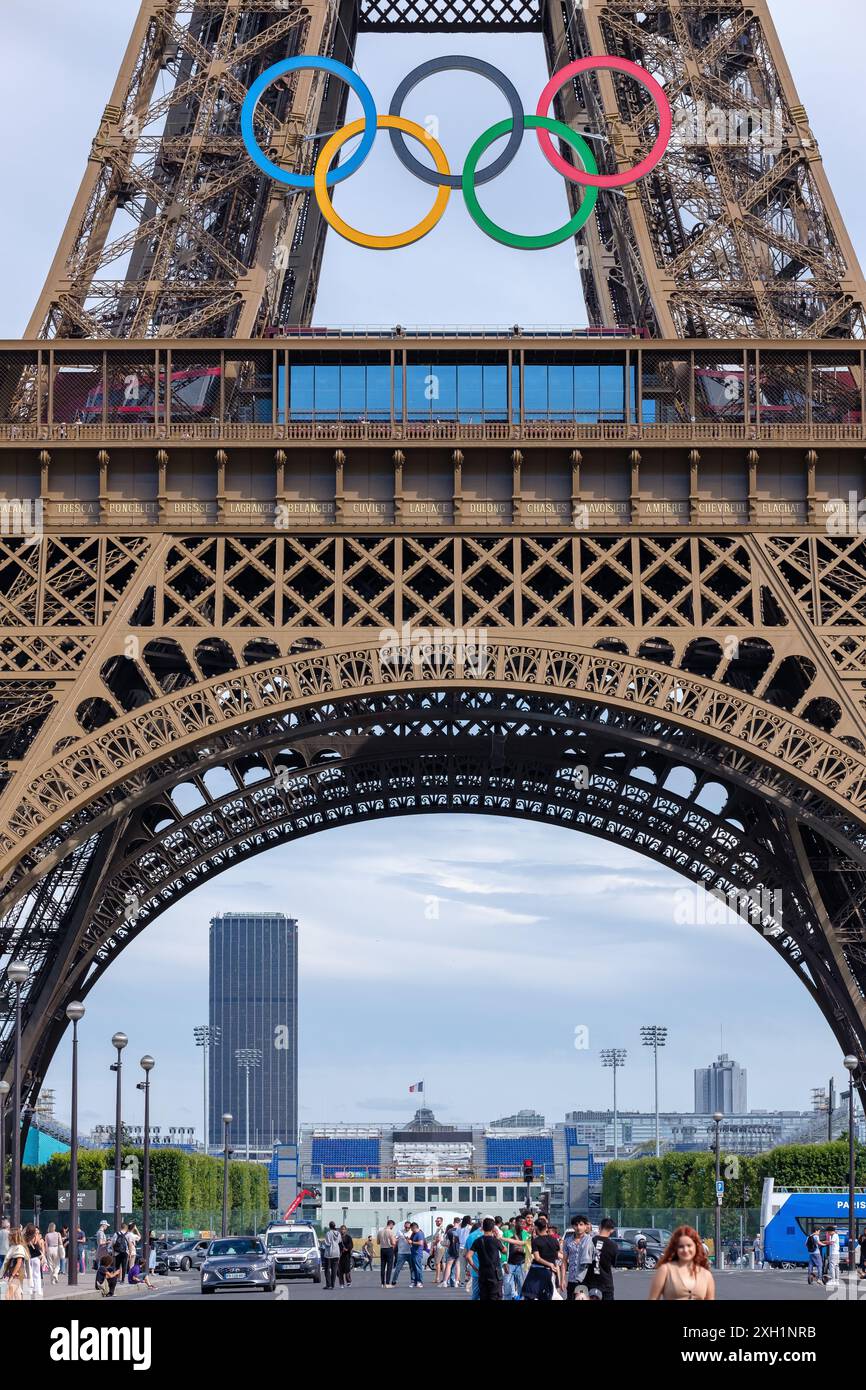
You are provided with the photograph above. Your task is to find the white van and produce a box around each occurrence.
[264,1223,322,1282]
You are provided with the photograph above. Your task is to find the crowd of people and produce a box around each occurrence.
[363,1213,717,1301]
[0,1216,157,1300]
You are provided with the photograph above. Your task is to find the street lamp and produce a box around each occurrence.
[110,1032,128,1232]
[8,959,30,1227]
[193,1024,220,1154]
[234,1048,262,1162]
[640,1025,668,1158]
[221,1114,233,1237]
[0,1078,9,1223]
[843,1055,859,1274]
[137,1056,155,1278]
[600,1049,627,1160]
[712,1111,724,1270]
[65,1002,85,1285]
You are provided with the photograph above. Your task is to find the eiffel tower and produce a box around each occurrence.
[3,0,866,1163]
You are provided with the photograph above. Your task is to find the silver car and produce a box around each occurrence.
[200,1237,276,1295]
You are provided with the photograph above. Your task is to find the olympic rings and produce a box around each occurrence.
[314,116,452,250]
[535,56,672,189]
[463,117,598,251]
[388,56,524,190]
[239,52,673,247]
[241,57,377,189]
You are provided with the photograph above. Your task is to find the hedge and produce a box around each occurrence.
[601,1138,863,1210]
[19,1146,268,1225]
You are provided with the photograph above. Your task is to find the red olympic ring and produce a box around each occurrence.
[535,56,672,190]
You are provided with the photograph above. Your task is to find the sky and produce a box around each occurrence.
[2,1,865,1134]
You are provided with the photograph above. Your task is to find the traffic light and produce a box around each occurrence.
[522,1159,534,1183]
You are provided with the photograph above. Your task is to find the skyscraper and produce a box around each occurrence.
[209,912,298,1151]
[694,1053,747,1115]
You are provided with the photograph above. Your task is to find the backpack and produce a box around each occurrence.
[323,1230,341,1257]
[113,1232,128,1258]
[806,1235,818,1253]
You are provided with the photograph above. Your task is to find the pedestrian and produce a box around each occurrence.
[113,1223,130,1282]
[822,1224,840,1285]
[806,1227,823,1285]
[96,1253,121,1298]
[361,1234,374,1271]
[1,1226,28,1301]
[502,1216,527,1300]
[752,1233,763,1269]
[648,1225,715,1301]
[44,1223,63,1284]
[457,1214,473,1289]
[522,1216,560,1301]
[585,1217,618,1302]
[390,1221,414,1286]
[95,1219,110,1265]
[473,1217,505,1301]
[0,1218,9,1263]
[321,1221,341,1289]
[432,1216,447,1283]
[127,1223,140,1270]
[464,1220,484,1300]
[440,1223,459,1288]
[76,1221,87,1275]
[635,1233,647,1270]
[562,1214,594,1300]
[337,1225,353,1287]
[128,1256,156,1290]
[408,1222,427,1288]
[858,1229,866,1279]
[23,1222,45,1300]
[378,1219,397,1287]
[60,1224,70,1276]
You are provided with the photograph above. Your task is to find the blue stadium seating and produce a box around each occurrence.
[310,1137,380,1176]
[485,1137,554,1171]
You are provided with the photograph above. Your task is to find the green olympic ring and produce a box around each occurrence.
[462,116,598,251]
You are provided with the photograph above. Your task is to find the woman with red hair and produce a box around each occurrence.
[648,1226,715,1301]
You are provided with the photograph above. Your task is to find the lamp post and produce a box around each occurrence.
[640,1025,668,1158]
[193,1025,220,1154]
[137,1056,155,1278]
[8,959,30,1227]
[600,1049,627,1160]
[843,1055,859,1274]
[221,1114,233,1237]
[65,1002,85,1285]
[712,1111,724,1270]
[110,1032,128,1232]
[234,1048,262,1162]
[0,1078,9,1223]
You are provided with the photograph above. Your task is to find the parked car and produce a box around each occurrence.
[610,1237,662,1270]
[163,1238,212,1272]
[200,1237,276,1295]
[264,1225,322,1282]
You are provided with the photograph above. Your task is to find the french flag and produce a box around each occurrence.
[409,1081,424,1093]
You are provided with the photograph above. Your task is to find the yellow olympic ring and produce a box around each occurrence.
[314,115,451,250]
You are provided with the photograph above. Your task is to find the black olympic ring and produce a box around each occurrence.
[387,55,525,190]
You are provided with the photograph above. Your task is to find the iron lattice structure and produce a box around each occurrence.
[27,0,866,341]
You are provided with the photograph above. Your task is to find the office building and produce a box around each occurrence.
[694,1052,747,1114]
[209,911,298,1150]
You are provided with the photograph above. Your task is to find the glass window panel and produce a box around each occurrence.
[511,363,521,423]
[483,365,507,420]
[574,364,599,419]
[458,363,482,422]
[414,1187,426,1202]
[407,365,431,419]
[367,364,391,420]
[503,1186,515,1202]
[434,364,456,417]
[397,1186,409,1202]
[352,1187,363,1202]
[325,1186,336,1202]
[370,1187,382,1202]
[394,365,403,420]
[524,365,548,420]
[485,1186,497,1201]
[441,1187,453,1202]
[314,365,339,418]
[341,365,366,418]
[458,1186,471,1202]
[548,364,574,417]
[386,1187,396,1202]
[338,1186,350,1202]
[290,365,313,420]
[600,364,625,420]
[428,1187,440,1200]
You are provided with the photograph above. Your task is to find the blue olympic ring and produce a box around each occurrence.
[240,57,378,189]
